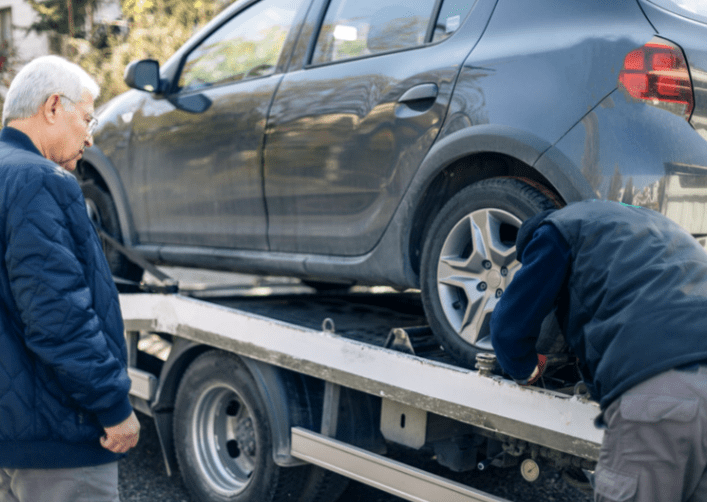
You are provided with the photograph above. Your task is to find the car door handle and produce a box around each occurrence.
[398,83,439,103]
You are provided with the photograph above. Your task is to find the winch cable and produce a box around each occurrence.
[93,223,179,294]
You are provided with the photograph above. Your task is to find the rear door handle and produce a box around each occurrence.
[398,83,439,103]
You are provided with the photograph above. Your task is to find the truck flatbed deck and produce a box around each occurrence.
[120,290,601,502]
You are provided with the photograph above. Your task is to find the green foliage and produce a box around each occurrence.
[49,0,228,106]
[124,0,219,29]
[0,42,18,118]
[27,0,98,38]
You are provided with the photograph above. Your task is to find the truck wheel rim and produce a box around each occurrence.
[437,208,522,348]
[192,384,256,495]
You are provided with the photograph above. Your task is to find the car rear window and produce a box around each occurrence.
[646,0,707,24]
[312,0,438,65]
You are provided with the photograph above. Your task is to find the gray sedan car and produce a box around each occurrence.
[81,0,707,369]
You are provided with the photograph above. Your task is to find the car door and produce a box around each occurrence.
[128,0,308,250]
[264,0,485,255]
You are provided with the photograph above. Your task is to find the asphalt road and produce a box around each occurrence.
[118,411,407,502]
[118,412,592,502]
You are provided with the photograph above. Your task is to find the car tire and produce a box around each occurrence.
[174,351,307,502]
[81,180,143,287]
[420,178,559,368]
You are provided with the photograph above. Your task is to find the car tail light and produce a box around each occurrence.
[618,38,694,120]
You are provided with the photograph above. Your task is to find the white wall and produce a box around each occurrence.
[1,0,48,64]
[4,0,121,65]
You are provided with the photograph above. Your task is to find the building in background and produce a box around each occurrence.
[0,0,46,64]
[0,0,121,67]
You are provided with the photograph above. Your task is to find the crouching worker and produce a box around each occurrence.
[490,199,707,502]
[0,56,139,502]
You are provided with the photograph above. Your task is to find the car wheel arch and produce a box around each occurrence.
[77,148,137,247]
[403,125,575,275]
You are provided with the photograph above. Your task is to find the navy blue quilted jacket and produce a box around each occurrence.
[0,127,133,468]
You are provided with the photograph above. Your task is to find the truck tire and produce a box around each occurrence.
[420,178,559,368]
[80,180,143,287]
[174,351,306,502]
[297,466,349,502]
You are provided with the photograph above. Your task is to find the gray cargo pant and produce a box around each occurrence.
[0,462,119,502]
[594,365,707,502]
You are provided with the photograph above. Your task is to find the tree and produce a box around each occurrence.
[580,112,602,196]
[621,177,634,205]
[23,0,227,106]
[27,0,100,40]
[57,0,228,106]
[607,164,623,202]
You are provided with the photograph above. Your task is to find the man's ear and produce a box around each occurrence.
[41,94,62,125]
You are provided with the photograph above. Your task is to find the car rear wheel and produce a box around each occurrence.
[420,178,559,368]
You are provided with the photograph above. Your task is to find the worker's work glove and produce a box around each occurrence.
[517,354,547,386]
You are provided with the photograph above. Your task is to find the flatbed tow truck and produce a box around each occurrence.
[119,278,602,502]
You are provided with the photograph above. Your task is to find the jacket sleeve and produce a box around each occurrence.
[490,224,571,380]
[4,170,132,428]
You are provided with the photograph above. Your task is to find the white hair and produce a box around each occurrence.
[2,55,100,126]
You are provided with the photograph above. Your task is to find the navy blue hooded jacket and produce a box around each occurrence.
[0,127,132,468]
[491,200,707,409]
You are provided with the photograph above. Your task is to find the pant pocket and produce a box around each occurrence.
[595,466,638,501]
[620,395,698,423]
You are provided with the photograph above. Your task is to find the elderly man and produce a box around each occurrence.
[0,56,139,502]
[490,199,707,502]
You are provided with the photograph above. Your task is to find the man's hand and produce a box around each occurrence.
[521,354,548,386]
[100,411,140,453]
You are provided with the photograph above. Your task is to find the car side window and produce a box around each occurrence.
[178,0,305,92]
[432,0,476,43]
[311,0,438,65]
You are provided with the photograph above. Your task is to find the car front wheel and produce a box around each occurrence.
[81,180,143,287]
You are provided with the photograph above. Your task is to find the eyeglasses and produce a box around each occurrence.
[58,94,98,136]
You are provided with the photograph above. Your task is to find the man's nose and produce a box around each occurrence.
[85,134,93,148]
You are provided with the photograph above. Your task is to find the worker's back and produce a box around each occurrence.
[545,200,707,407]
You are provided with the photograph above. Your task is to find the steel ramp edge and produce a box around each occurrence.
[119,293,603,460]
[291,427,511,502]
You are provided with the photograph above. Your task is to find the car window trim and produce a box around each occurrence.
[169,0,258,95]
[304,0,471,69]
[426,0,445,43]
[171,0,311,95]
[277,0,319,74]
